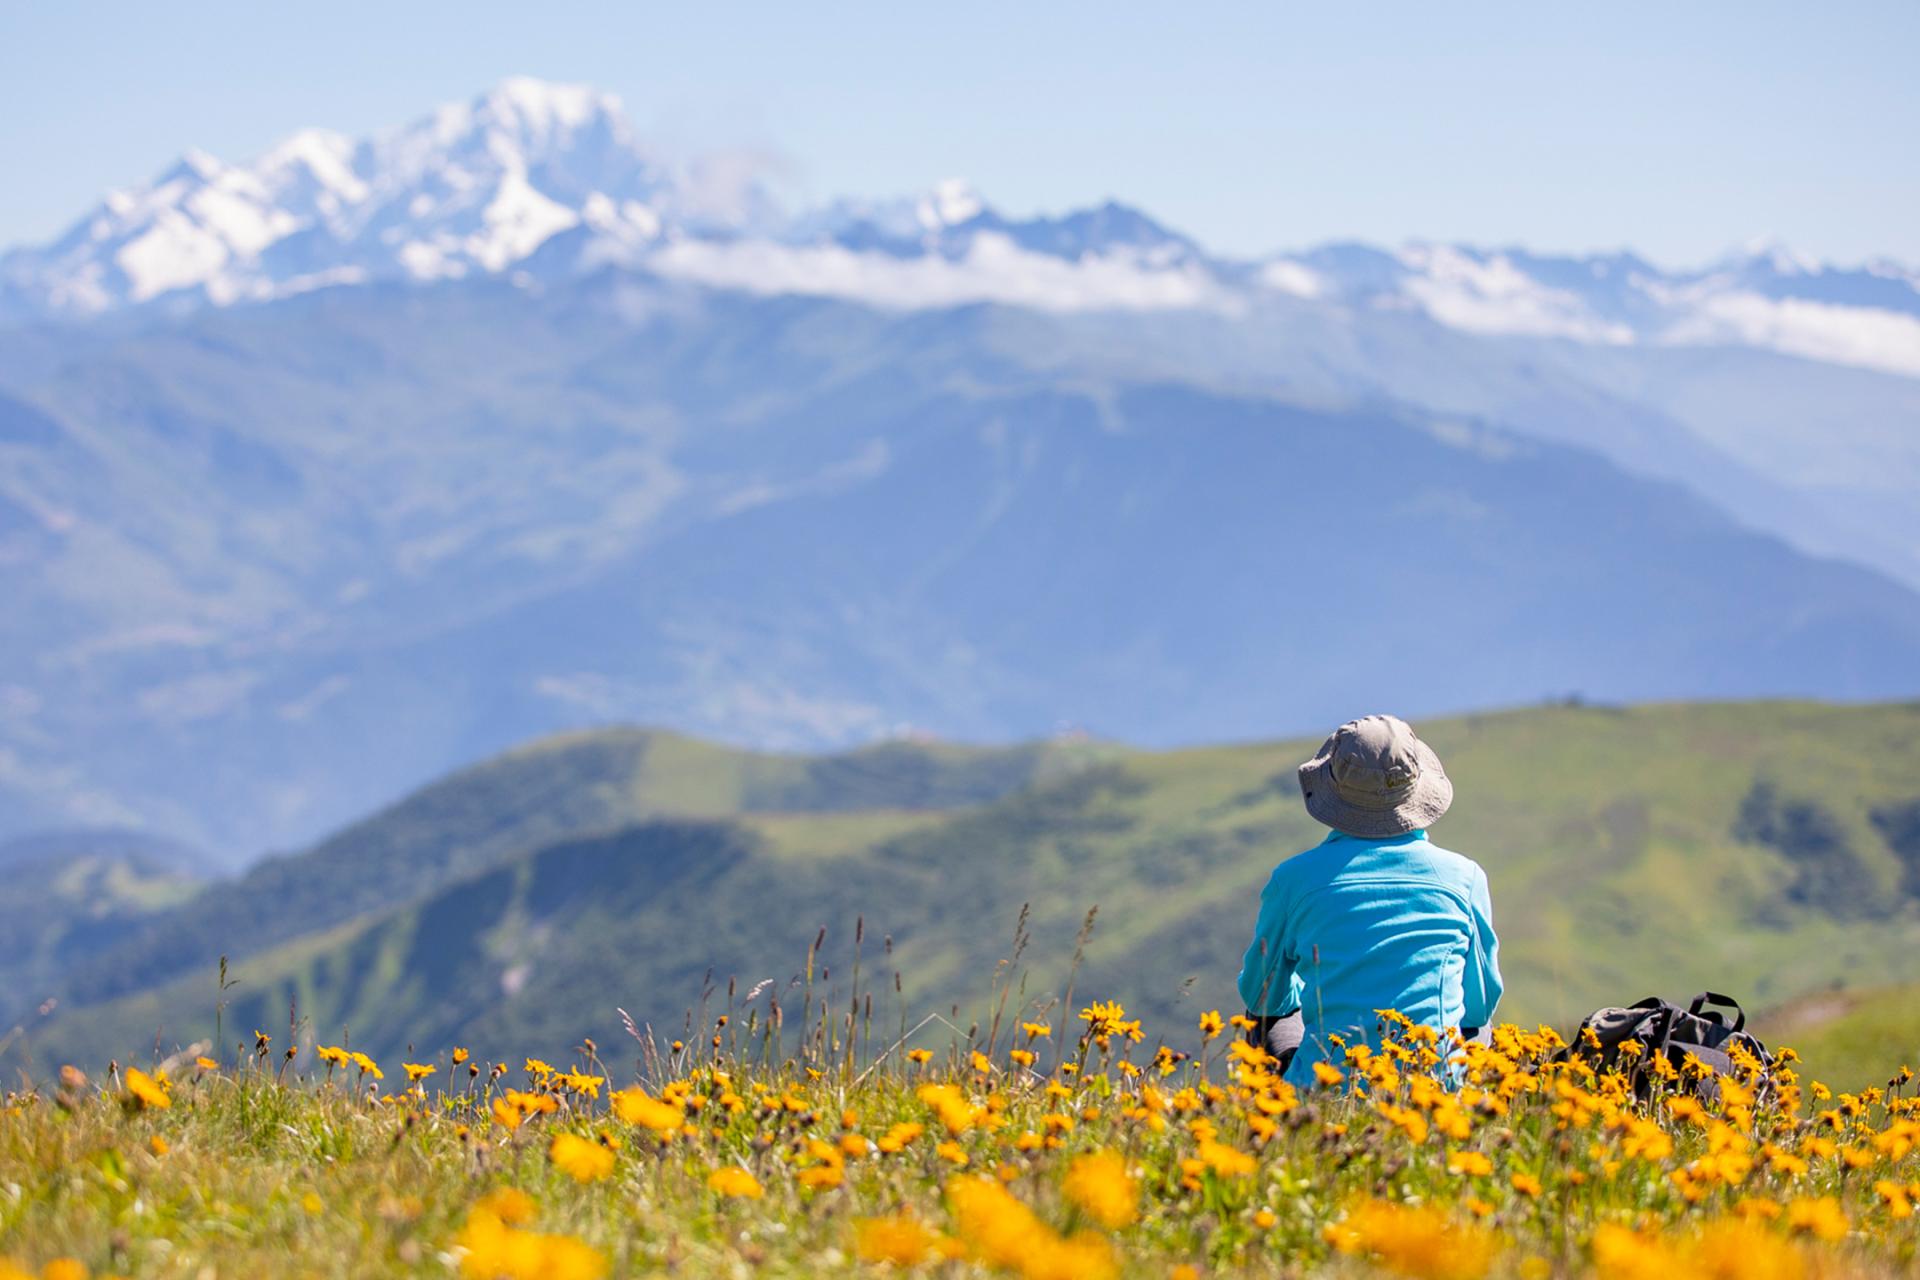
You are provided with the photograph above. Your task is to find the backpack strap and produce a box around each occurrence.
[1686,991,1747,1033]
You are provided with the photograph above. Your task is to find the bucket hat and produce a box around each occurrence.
[1297,714,1452,837]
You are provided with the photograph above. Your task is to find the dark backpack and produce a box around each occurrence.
[1560,991,1773,1099]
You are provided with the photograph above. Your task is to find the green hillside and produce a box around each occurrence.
[0,845,204,1019]
[1756,981,1920,1091]
[25,701,1920,1092]
[30,730,1100,1014]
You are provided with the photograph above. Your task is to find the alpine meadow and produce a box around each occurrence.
[4,24,1920,1279]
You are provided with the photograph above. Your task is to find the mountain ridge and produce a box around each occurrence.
[5,78,1917,382]
[21,699,1920,1092]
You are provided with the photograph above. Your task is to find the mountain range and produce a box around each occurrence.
[1,79,1918,860]
[7,78,1918,383]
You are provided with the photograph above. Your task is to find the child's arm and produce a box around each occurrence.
[1462,865,1504,1030]
[1236,867,1301,1017]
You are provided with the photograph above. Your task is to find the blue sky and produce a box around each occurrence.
[3,1,1915,266]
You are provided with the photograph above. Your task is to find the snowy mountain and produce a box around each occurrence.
[1260,240,1920,378]
[3,77,1920,859]
[6,78,1918,380]
[0,78,742,315]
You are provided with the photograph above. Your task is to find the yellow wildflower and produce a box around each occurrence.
[124,1067,170,1110]
[854,1214,958,1265]
[474,1187,537,1225]
[707,1166,763,1199]
[1784,1195,1847,1242]
[549,1133,615,1183]
[1325,1198,1494,1280]
[1447,1150,1494,1178]
[1063,1149,1139,1228]
[611,1087,683,1134]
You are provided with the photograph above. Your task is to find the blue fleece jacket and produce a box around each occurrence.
[1236,829,1502,1082]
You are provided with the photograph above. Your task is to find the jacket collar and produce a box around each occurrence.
[1323,828,1429,845]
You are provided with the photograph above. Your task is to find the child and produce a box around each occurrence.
[1237,714,1502,1081]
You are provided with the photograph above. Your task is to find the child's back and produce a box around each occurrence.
[1236,715,1502,1082]
[1237,829,1500,1079]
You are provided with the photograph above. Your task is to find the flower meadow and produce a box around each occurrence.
[2,990,1917,1278]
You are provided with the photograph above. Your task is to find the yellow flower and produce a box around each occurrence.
[1022,1021,1053,1040]
[1198,1010,1225,1040]
[949,1176,1117,1280]
[611,1087,683,1134]
[876,1121,924,1153]
[1079,1001,1145,1049]
[1010,1048,1037,1068]
[936,1140,970,1166]
[457,1204,607,1280]
[491,1096,525,1131]
[1378,1101,1430,1144]
[349,1051,384,1081]
[1253,1208,1278,1229]
[1312,1061,1345,1088]
[149,1134,170,1157]
[1875,1179,1913,1219]
[42,1260,87,1280]
[1325,1198,1494,1280]
[549,1132,615,1183]
[1197,1139,1256,1178]
[124,1067,170,1110]
[797,1162,844,1190]
[906,1048,934,1065]
[1447,1150,1494,1178]
[917,1082,981,1135]
[1784,1195,1848,1242]
[1510,1172,1542,1198]
[1063,1150,1139,1228]
[404,1062,436,1083]
[474,1187,537,1225]
[854,1215,958,1265]
[194,1056,219,1071]
[707,1166,763,1199]
[561,1071,604,1098]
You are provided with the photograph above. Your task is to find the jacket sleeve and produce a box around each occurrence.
[1237,867,1302,1016]
[1462,865,1504,1029]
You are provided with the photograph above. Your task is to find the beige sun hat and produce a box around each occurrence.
[1297,714,1453,837]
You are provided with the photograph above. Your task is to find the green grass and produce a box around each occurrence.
[1758,982,1920,1092]
[17,701,1920,1094]
[1,1002,1915,1278]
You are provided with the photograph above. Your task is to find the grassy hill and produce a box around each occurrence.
[0,832,207,1019]
[1756,981,1920,1089]
[23,700,1920,1090]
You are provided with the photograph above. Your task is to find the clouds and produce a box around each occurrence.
[648,232,1236,315]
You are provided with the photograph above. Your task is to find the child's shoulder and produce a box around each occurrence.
[1418,838,1490,886]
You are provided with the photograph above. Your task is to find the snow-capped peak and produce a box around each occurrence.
[918,179,984,229]
[481,76,622,137]
[0,78,693,314]
[1729,234,1821,277]
[166,149,228,184]
[2,81,1916,379]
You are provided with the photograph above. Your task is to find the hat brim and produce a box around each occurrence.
[1297,738,1453,838]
